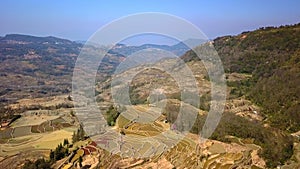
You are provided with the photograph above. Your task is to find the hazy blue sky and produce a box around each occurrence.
[1,0,299,44]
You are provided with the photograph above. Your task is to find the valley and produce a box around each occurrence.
[0,23,300,169]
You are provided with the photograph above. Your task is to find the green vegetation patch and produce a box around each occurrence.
[191,112,294,168]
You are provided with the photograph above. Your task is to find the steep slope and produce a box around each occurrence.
[183,23,300,133]
[214,23,300,132]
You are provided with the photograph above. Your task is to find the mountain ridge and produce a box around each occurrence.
[182,23,300,133]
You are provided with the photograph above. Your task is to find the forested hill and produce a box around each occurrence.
[184,23,300,132]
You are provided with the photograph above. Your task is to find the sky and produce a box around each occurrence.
[1,0,300,45]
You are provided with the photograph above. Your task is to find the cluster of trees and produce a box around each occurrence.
[250,54,300,132]
[227,78,252,99]
[49,139,70,162]
[22,158,51,169]
[106,105,120,126]
[22,125,87,169]
[72,125,85,143]
[23,139,70,169]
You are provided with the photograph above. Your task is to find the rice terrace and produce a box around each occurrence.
[0,1,300,168]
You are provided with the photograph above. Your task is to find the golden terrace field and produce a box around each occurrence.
[0,96,78,169]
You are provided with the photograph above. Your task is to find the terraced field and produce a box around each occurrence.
[0,127,76,158]
[10,114,60,128]
[83,103,266,168]
[162,136,264,169]
[12,126,32,137]
[0,108,77,164]
[76,132,264,169]
[0,117,72,140]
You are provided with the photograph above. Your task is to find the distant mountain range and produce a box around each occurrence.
[109,38,206,56]
[0,34,202,102]
[0,34,75,45]
[1,34,206,56]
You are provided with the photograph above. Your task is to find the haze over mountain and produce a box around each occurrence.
[0,34,199,103]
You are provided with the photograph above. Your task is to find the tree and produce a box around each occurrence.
[49,150,54,162]
[78,125,85,140]
[106,106,120,126]
[78,156,83,168]
[22,158,51,169]
[51,141,70,161]
[72,125,85,143]
[72,131,78,144]
[63,138,69,146]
